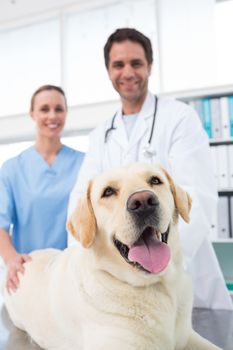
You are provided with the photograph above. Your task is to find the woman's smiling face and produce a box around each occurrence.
[30,89,67,139]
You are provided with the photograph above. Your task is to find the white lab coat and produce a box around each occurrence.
[69,92,233,310]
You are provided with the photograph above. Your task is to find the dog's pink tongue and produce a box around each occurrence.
[128,234,170,274]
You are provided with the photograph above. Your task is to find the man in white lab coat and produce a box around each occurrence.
[69,28,232,309]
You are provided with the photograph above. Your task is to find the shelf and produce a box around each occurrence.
[210,139,233,146]
[212,239,233,243]
[159,84,233,100]
[160,86,233,296]
[218,190,233,196]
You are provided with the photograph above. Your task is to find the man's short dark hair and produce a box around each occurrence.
[104,27,153,69]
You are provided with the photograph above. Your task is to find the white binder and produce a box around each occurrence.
[217,196,230,239]
[227,144,233,189]
[216,145,229,189]
[220,97,230,138]
[210,146,218,188]
[211,98,222,139]
[210,198,219,240]
[230,197,233,238]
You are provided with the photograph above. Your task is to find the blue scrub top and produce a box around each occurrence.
[0,145,84,253]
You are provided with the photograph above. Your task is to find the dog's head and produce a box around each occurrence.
[68,163,191,285]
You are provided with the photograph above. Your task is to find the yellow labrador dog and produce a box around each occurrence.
[4,163,221,350]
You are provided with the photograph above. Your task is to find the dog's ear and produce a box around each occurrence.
[67,181,96,248]
[162,168,192,223]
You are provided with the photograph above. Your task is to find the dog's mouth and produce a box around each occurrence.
[113,226,170,274]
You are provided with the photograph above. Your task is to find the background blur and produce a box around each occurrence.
[0,0,232,163]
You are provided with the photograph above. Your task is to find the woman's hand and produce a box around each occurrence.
[6,253,32,293]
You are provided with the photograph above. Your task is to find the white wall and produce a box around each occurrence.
[157,0,217,92]
[0,0,222,144]
[0,0,111,24]
[0,0,158,143]
[0,99,120,144]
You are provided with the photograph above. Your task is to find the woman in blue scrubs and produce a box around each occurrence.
[0,85,84,292]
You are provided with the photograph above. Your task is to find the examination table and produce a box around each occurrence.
[0,269,233,350]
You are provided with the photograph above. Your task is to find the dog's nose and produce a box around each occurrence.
[127,191,159,214]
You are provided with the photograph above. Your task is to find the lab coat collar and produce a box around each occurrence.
[112,92,155,150]
[137,92,155,121]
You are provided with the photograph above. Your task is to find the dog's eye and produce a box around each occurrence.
[102,186,116,198]
[149,176,162,185]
